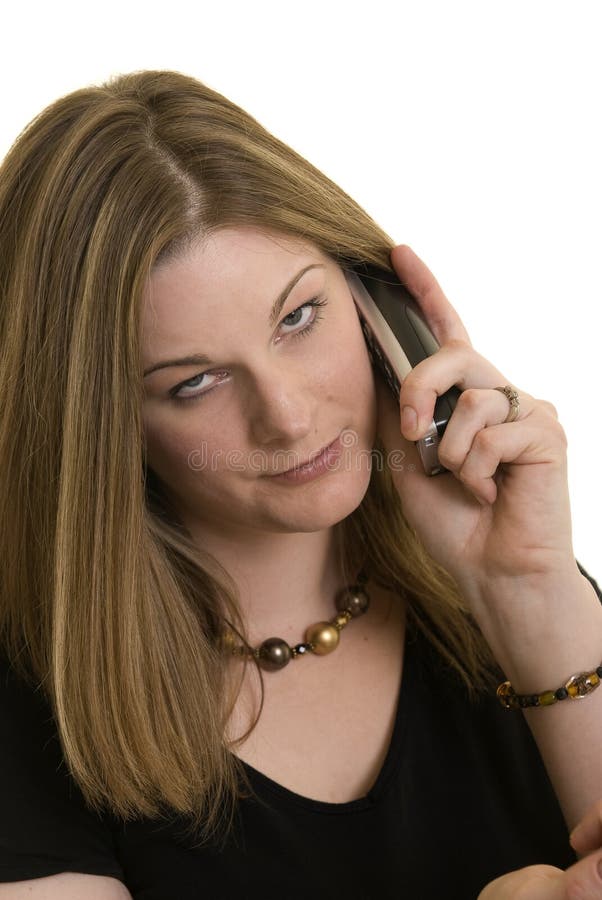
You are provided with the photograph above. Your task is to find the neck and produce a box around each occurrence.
[184,522,357,645]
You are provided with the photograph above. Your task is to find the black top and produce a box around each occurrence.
[1,561,600,900]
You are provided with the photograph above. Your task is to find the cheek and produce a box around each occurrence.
[143,413,243,492]
[143,411,217,478]
[332,316,379,445]
[143,420,193,484]
[327,314,376,401]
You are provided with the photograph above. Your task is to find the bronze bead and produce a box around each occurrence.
[304,622,340,655]
[336,586,370,618]
[258,637,292,671]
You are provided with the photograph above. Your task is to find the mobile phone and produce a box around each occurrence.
[344,262,462,476]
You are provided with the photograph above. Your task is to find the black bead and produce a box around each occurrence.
[555,687,569,700]
[519,696,530,708]
[293,643,309,656]
[596,667,602,678]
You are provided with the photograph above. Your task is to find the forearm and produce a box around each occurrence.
[473,569,602,831]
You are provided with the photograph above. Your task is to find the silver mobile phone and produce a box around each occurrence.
[344,262,461,476]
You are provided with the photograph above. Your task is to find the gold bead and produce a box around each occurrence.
[219,630,237,653]
[304,622,340,655]
[334,612,351,629]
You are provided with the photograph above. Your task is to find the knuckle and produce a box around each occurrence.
[406,374,428,394]
[457,470,475,489]
[551,419,569,449]
[456,459,479,487]
[539,398,560,419]
[473,427,497,454]
[457,388,482,413]
[444,337,470,353]
[400,367,427,396]
[437,444,460,471]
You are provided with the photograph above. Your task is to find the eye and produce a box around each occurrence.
[170,296,329,403]
[279,296,328,337]
[169,370,228,404]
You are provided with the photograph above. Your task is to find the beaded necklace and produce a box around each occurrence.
[221,568,371,671]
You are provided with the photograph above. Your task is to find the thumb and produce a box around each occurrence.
[564,849,602,900]
[478,865,565,900]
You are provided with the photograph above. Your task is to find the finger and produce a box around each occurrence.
[570,799,602,855]
[564,849,602,899]
[435,387,542,500]
[397,342,524,441]
[477,865,565,900]
[390,244,473,347]
[454,413,567,505]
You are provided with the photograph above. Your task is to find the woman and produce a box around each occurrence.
[0,69,600,899]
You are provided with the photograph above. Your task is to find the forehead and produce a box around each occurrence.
[140,226,330,352]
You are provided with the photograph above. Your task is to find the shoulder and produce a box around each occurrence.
[0,652,125,887]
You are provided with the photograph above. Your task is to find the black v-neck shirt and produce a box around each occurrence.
[1,562,600,899]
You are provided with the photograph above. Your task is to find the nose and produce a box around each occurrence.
[246,365,315,446]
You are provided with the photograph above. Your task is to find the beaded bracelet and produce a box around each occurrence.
[497,663,602,710]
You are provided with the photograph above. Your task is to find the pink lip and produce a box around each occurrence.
[268,434,343,484]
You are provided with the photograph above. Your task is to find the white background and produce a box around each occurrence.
[2,1,599,577]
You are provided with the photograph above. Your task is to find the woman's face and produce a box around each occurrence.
[141,226,378,539]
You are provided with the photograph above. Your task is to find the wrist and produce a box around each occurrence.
[470,569,602,694]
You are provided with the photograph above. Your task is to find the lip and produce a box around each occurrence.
[267,433,343,484]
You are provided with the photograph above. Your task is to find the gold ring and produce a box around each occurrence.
[494,385,520,423]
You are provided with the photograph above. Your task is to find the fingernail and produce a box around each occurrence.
[401,406,418,435]
[569,823,584,845]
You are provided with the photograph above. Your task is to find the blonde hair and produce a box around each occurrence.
[0,69,498,848]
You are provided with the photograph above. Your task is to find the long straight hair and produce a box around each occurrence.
[0,70,498,847]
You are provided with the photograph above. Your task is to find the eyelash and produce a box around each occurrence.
[169,296,329,404]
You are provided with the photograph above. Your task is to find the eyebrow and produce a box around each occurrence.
[143,262,326,378]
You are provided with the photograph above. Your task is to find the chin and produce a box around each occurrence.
[263,466,373,533]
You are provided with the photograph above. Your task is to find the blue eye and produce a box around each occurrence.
[170,296,329,404]
[279,297,328,336]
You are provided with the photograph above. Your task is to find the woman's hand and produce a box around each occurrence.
[374,244,578,608]
[476,800,602,899]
